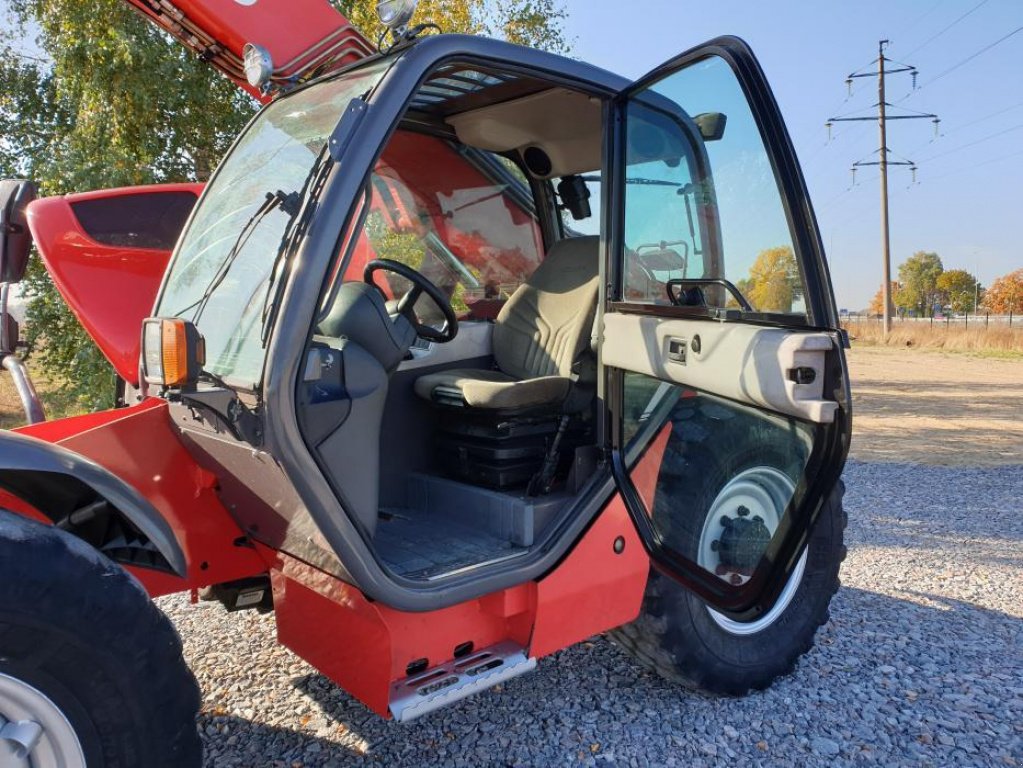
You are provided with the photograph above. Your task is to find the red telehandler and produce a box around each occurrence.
[0,1,850,764]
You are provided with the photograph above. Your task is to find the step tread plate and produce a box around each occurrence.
[389,641,537,722]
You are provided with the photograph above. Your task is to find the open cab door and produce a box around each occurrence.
[602,37,851,623]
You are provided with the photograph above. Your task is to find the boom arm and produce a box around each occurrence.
[123,0,374,102]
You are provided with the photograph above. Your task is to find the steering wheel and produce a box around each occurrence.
[363,259,459,343]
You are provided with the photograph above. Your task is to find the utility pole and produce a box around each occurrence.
[827,40,940,337]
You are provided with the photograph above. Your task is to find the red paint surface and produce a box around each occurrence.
[123,0,373,102]
[15,399,270,596]
[630,422,673,514]
[271,495,647,717]
[26,184,203,386]
[529,494,649,658]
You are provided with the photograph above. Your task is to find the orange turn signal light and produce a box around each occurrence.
[142,318,205,388]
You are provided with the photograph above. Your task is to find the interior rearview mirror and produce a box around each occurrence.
[694,112,727,141]
[0,180,37,284]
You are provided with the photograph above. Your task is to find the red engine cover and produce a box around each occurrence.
[27,184,204,386]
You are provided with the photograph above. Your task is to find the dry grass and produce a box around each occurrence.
[844,320,1023,357]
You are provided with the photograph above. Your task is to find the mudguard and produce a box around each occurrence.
[0,430,186,576]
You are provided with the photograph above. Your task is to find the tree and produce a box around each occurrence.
[739,246,801,313]
[2,0,568,414]
[895,251,943,316]
[868,282,901,316]
[985,269,1023,314]
[935,269,981,314]
[334,0,569,52]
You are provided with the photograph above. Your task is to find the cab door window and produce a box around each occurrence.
[622,56,807,317]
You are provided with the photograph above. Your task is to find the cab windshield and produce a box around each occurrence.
[157,56,393,389]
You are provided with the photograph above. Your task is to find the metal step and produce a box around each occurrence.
[389,641,536,722]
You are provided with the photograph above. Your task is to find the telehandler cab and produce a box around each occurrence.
[0,1,850,764]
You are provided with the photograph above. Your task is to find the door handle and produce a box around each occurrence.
[666,337,687,365]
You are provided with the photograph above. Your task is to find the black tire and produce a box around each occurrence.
[610,480,847,696]
[0,510,202,767]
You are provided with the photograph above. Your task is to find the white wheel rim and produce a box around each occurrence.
[0,672,86,768]
[696,466,807,636]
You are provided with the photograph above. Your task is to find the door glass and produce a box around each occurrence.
[623,372,819,590]
[621,55,807,316]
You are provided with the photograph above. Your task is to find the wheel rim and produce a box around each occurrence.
[696,466,807,636]
[0,672,86,768]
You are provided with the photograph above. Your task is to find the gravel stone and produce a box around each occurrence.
[157,461,1023,767]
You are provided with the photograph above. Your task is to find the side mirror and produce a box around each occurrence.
[693,112,727,142]
[0,180,37,284]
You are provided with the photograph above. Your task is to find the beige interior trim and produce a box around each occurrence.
[601,313,839,424]
[447,88,603,178]
[397,319,493,372]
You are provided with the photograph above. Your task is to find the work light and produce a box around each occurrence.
[242,42,274,89]
[376,0,419,33]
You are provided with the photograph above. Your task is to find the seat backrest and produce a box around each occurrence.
[493,235,600,381]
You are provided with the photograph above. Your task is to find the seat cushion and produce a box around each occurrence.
[414,368,571,410]
[493,235,599,381]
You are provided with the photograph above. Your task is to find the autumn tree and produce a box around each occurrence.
[984,269,1023,314]
[895,251,943,316]
[738,246,801,313]
[935,269,981,314]
[868,282,901,316]
[1,0,568,413]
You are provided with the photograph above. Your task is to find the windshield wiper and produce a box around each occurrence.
[260,148,332,345]
[175,189,297,322]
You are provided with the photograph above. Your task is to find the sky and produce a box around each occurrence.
[5,0,1020,310]
[561,0,1022,310]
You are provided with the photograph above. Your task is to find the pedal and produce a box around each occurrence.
[389,641,536,722]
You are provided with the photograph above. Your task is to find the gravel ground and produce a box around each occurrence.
[159,460,1023,767]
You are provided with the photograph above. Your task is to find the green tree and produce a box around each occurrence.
[739,246,801,313]
[935,269,981,314]
[2,0,568,414]
[895,251,943,316]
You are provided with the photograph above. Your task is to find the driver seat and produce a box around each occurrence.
[414,236,600,413]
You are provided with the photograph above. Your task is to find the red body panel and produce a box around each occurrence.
[271,495,648,717]
[123,0,373,102]
[26,184,203,386]
[15,399,270,596]
[6,396,656,716]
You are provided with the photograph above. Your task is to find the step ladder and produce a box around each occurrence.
[389,641,536,722]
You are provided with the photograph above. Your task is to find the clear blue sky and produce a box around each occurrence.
[562,0,1022,309]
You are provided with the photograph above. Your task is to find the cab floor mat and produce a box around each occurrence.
[375,508,525,579]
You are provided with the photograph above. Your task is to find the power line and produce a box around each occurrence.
[902,99,1023,158]
[902,25,1023,100]
[921,146,1023,184]
[918,121,1023,163]
[900,0,990,60]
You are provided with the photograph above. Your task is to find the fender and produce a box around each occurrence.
[0,430,186,576]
